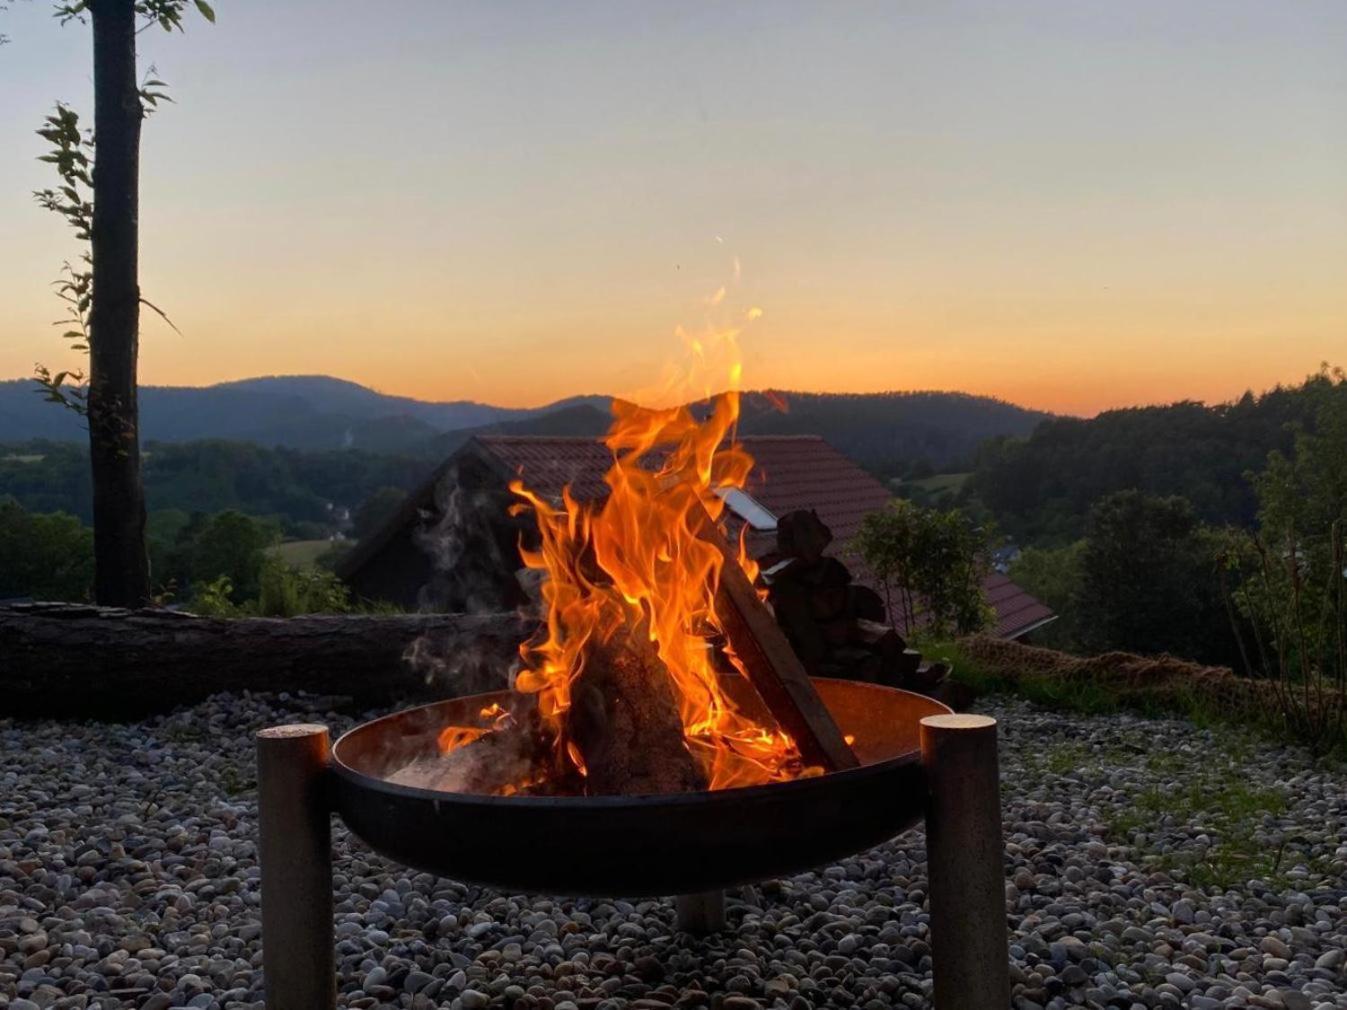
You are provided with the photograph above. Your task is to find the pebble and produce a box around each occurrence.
[1,693,1346,1009]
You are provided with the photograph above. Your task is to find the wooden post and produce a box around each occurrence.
[920,714,1011,1010]
[257,724,335,1010]
[675,890,725,934]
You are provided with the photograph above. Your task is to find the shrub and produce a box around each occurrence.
[0,497,95,601]
[190,558,357,617]
[851,499,994,638]
[254,558,354,616]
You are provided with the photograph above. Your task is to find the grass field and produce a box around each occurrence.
[906,472,970,495]
[268,539,333,567]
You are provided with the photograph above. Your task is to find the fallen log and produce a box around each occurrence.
[0,602,535,720]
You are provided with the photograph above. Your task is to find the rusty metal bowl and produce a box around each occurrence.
[330,677,948,896]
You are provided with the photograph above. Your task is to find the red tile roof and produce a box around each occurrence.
[984,571,1056,639]
[475,434,1054,640]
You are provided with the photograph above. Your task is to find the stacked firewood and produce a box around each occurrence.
[762,510,950,694]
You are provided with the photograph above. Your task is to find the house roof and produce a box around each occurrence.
[473,434,1053,640]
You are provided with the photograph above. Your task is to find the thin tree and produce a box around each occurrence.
[25,0,215,606]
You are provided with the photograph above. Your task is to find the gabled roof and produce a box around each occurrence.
[471,434,1053,640]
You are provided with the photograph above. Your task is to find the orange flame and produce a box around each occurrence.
[434,281,807,793]
[436,702,511,753]
[509,387,808,789]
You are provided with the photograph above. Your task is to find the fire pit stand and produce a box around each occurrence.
[255,699,1010,1010]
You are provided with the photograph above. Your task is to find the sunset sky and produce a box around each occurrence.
[2,1,1344,417]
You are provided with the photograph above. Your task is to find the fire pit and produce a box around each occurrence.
[255,693,1009,1010]
[252,371,1010,1008]
[330,677,943,896]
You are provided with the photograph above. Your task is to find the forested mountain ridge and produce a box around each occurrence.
[0,375,610,451]
[0,388,1048,532]
[736,390,1051,474]
[970,369,1347,545]
[0,375,1050,472]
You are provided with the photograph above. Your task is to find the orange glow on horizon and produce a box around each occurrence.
[68,321,1334,421]
[1,1,1342,420]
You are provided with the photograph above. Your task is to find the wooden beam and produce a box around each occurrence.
[693,509,860,772]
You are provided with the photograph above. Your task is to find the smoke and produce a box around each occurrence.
[399,462,535,697]
[413,462,522,614]
[401,625,520,697]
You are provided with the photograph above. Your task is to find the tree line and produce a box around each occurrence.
[969,369,1342,545]
[0,439,421,533]
[1003,372,1346,678]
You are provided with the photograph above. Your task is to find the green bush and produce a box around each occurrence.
[190,558,359,617]
[255,558,354,616]
[1008,540,1085,650]
[851,499,994,638]
[0,496,94,601]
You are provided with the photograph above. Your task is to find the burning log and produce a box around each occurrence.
[692,508,860,772]
[569,621,708,795]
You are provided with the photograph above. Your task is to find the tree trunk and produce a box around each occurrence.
[88,0,150,607]
[0,603,534,719]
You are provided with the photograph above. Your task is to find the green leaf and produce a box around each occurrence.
[194,0,216,23]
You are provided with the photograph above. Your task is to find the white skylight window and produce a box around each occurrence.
[715,486,778,531]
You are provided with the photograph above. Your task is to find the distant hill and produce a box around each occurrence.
[0,375,610,453]
[0,375,1049,472]
[425,403,615,457]
[419,389,1049,473]
[735,390,1050,474]
[1,377,1055,527]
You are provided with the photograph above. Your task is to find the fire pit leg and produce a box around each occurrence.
[675,890,725,933]
[919,714,1010,1010]
[257,724,336,1010]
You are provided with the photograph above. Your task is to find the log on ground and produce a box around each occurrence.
[1,602,535,719]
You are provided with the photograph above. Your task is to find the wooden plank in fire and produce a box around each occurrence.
[693,507,860,772]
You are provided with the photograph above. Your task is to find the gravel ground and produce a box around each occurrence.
[2,692,1346,1010]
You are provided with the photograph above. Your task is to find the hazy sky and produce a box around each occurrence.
[2,1,1344,415]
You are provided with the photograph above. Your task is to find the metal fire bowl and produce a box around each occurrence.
[330,678,950,897]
